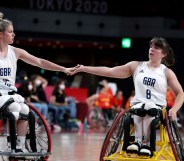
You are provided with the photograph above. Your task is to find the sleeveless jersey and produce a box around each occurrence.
[0,45,17,93]
[130,61,167,107]
[96,93,112,109]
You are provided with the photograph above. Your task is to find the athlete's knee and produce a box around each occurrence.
[144,102,161,117]
[20,103,29,116]
[8,102,21,120]
[17,104,29,120]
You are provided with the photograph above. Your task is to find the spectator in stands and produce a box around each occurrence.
[17,80,33,102]
[29,75,49,120]
[49,79,77,127]
[18,78,61,132]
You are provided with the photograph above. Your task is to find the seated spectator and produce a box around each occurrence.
[17,80,33,102]
[18,76,61,133]
[30,74,49,120]
[49,79,77,128]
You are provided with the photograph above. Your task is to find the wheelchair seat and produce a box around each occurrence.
[100,108,184,161]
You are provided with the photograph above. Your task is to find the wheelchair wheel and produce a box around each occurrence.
[99,110,127,161]
[87,108,105,129]
[27,104,52,161]
[165,111,184,161]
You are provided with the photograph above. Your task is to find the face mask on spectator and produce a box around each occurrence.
[59,84,65,90]
[28,84,33,91]
[35,79,42,86]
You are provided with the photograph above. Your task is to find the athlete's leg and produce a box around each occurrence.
[16,103,29,152]
[127,103,143,152]
[140,102,160,156]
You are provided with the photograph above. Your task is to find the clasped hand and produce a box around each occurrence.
[64,64,84,75]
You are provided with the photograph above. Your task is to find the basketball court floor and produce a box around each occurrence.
[49,128,184,161]
[49,131,106,161]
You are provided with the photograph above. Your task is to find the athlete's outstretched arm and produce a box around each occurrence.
[72,61,140,79]
[14,47,77,75]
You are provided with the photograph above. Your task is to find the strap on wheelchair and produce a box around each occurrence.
[19,113,29,120]
[27,111,37,152]
[0,98,16,150]
[122,115,132,150]
[5,112,17,150]
[150,117,160,151]
[0,98,15,112]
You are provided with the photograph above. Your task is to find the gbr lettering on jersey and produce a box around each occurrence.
[0,45,17,92]
[0,68,11,76]
[143,77,156,87]
[142,76,156,99]
[131,62,167,107]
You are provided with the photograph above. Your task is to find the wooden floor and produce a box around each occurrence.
[48,128,184,161]
[49,131,106,161]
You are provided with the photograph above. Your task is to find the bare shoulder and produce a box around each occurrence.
[127,61,141,67]
[13,47,27,58]
[127,61,142,74]
[165,67,176,79]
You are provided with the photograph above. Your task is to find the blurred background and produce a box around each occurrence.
[1,1,184,160]
[1,0,184,100]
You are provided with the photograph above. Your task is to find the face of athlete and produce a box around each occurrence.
[2,25,15,44]
[149,44,166,62]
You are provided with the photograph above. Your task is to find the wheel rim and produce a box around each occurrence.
[165,112,184,161]
[100,110,127,161]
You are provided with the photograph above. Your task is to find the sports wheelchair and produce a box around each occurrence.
[86,107,106,129]
[0,98,51,161]
[100,107,184,161]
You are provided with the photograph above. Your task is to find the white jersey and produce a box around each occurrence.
[131,61,167,107]
[0,45,17,93]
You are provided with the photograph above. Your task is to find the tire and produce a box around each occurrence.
[99,110,127,161]
[165,111,184,161]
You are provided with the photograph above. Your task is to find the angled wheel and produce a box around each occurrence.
[87,108,105,128]
[99,110,128,161]
[165,111,184,161]
[27,104,52,161]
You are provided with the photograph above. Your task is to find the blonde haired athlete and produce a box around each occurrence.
[0,12,75,153]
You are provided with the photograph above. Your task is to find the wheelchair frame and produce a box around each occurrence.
[0,103,52,161]
[100,108,184,161]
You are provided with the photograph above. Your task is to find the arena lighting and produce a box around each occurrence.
[121,38,132,48]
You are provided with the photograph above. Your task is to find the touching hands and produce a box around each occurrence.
[63,64,84,75]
